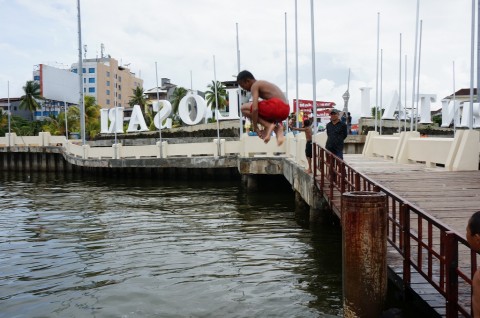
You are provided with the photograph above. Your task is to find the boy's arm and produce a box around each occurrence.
[290,126,306,131]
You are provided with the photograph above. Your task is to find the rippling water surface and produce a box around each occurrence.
[0,173,342,318]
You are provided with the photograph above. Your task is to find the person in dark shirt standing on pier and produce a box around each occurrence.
[326,109,348,159]
[466,211,480,318]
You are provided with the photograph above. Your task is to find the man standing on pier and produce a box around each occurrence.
[237,70,290,146]
[326,109,348,159]
[466,211,480,317]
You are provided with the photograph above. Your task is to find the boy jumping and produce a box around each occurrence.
[237,70,289,146]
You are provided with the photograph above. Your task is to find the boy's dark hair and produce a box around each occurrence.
[303,119,311,127]
[237,70,255,82]
[469,211,480,235]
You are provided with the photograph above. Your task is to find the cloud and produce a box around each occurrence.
[0,0,476,119]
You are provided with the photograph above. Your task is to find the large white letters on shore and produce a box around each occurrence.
[128,105,149,132]
[100,90,241,134]
[100,107,124,133]
[153,100,172,129]
[441,100,480,128]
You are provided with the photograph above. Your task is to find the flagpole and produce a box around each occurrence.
[284,12,288,102]
[7,81,11,147]
[404,54,407,132]
[380,48,383,135]
[411,0,420,132]
[155,61,163,158]
[477,0,480,104]
[415,20,423,131]
[375,12,380,132]
[398,33,402,132]
[77,0,86,145]
[453,61,457,136]
[469,0,476,129]
[236,23,243,136]
[295,0,299,128]
[310,0,317,132]
[213,55,221,157]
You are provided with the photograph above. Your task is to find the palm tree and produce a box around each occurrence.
[170,87,188,116]
[0,110,7,136]
[19,80,42,120]
[84,96,101,139]
[128,86,147,108]
[205,80,227,115]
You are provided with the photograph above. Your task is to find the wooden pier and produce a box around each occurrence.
[345,154,480,236]
[315,150,480,317]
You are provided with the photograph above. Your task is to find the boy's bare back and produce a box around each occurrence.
[251,80,287,103]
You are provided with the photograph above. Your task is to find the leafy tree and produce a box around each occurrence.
[19,80,42,120]
[432,114,442,126]
[128,86,147,108]
[371,106,384,119]
[43,96,100,139]
[84,96,101,139]
[205,80,227,116]
[9,115,44,136]
[0,111,8,136]
[42,114,63,136]
[66,105,81,134]
[170,87,187,115]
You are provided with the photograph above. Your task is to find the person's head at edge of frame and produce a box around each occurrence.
[237,70,255,92]
[330,109,340,116]
[467,211,480,252]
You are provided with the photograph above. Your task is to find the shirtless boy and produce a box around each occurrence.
[236,70,289,146]
[466,211,480,317]
[289,119,313,173]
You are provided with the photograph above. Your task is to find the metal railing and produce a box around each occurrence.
[313,143,475,318]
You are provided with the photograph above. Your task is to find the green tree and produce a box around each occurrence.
[66,105,81,134]
[205,80,227,116]
[371,106,383,119]
[0,111,8,136]
[19,81,42,120]
[169,87,188,126]
[128,86,147,108]
[42,114,63,136]
[84,96,101,139]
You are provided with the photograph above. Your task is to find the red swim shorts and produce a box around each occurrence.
[251,98,290,122]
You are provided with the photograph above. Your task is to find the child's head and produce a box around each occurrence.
[303,119,311,127]
[467,211,480,251]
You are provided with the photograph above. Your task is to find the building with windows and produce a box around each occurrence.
[71,57,143,108]
[0,98,31,120]
[144,78,177,102]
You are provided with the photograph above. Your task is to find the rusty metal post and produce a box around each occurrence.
[342,191,387,318]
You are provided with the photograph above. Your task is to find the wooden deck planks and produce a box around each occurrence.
[344,154,480,238]
[318,154,480,317]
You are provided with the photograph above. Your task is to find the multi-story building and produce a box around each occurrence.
[71,57,143,109]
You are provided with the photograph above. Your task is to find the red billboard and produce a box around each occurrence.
[292,99,336,118]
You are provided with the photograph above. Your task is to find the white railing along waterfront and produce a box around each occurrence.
[0,132,320,170]
[362,130,480,171]
[1,130,478,171]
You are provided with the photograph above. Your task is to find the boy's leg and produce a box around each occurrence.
[273,123,285,146]
[256,116,275,143]
[307,156,312,173]
[241,103,252,117]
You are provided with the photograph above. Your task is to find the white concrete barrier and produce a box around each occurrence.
[363,130,480,171]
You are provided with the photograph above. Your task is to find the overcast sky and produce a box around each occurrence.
[0,0,476,120]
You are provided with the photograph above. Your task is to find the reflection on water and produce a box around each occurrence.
[0,172,342,317]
